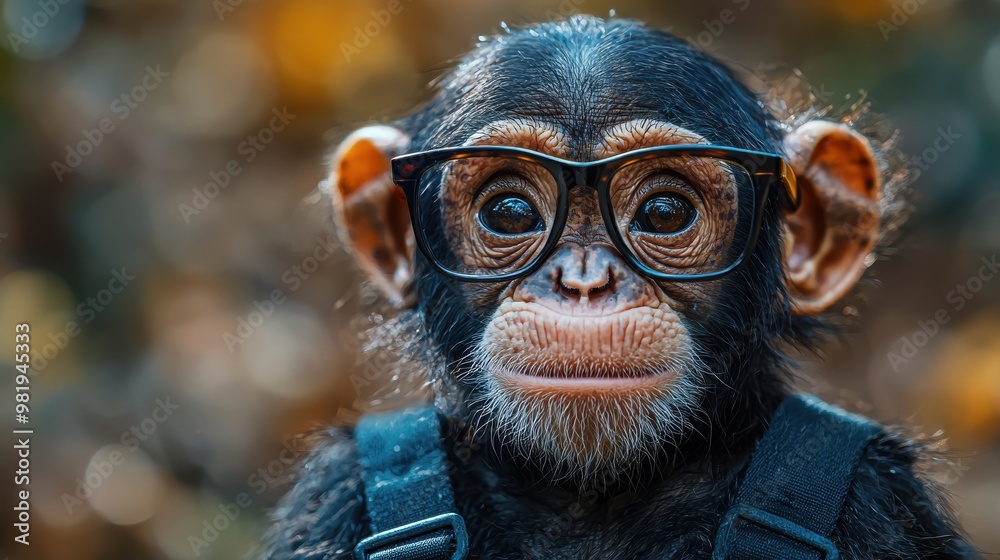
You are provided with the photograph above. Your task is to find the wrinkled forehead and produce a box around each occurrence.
[463,118,711,161]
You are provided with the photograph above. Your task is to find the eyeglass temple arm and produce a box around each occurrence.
[755,159,799,211]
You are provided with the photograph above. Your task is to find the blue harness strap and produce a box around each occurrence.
[353,396,877,559]
[354,406,469,560]
[713,394,881,560]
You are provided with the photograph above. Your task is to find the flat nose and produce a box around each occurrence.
[554,244,616,302]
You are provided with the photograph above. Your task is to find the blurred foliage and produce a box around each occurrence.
[0,0,998,558]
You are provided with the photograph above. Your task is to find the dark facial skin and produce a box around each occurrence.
[263,16,974,560]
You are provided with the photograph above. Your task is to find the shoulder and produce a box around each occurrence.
[836,430,977,559]
[260,427,367,560]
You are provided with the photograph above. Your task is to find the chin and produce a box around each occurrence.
[468,356,708,483]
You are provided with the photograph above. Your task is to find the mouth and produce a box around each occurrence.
[489,364,675,395]
[479,300,692,394]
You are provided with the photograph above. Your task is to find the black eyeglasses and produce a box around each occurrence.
[391,145,797,283]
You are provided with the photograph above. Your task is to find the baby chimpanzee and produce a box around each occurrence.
[263,15,974,560]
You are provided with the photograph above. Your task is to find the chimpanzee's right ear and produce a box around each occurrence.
[327,126,414,306]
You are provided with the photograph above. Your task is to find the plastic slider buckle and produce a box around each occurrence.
[354,512,469,560]
[713,505,839,560]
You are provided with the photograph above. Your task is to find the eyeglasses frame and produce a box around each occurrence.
[390,144,798,283]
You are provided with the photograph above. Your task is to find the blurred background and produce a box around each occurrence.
[0,0,998,558]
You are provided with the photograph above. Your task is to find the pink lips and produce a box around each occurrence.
[493,368,672,395]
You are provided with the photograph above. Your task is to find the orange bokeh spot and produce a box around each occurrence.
[253,0,374,104]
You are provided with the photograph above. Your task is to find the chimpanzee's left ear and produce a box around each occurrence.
[327,125,414,306]
[782,121,881,315]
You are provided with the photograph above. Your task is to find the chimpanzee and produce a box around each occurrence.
[262,16,976,560]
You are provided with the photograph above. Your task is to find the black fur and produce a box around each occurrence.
[263,426,973,559]
[262,16,976,559]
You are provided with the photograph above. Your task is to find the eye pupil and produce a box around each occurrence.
[480,195,543,235]
[634,194,696,234]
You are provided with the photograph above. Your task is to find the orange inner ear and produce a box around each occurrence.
[783,123,882,315]
[333,134,414,303]
[808,134,880,199]
[339,140,389,198]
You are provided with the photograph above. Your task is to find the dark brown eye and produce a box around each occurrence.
[632,193,696,234]
[479,194,543,235]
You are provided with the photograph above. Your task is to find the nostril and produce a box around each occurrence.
[589,268,614,296]
[555,266,614,301]
[560,284,583,299]
[554,268,583,300]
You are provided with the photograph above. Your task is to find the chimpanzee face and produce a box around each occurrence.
[328,17,884,480]
[388,117,796,476]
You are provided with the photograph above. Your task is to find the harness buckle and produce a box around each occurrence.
[713,505,839,560]
[354,512,469,560]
